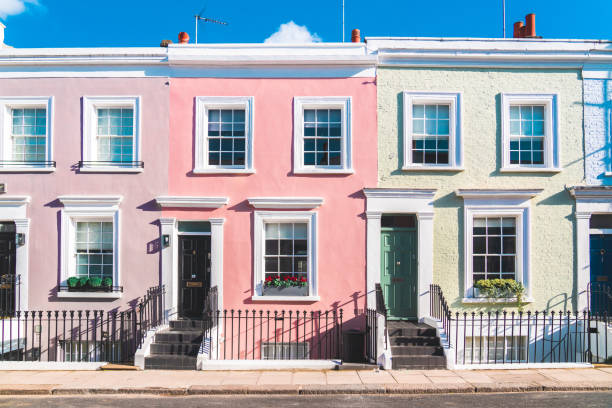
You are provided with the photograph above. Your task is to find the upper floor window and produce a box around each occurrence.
[194,96,254,174]
[402,92,462,171]
[501,94,559,172]
[293,97,352,174]
[81,96,142,173]
[0,97,54,172]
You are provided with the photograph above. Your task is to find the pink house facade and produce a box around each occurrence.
[158,44,378,325]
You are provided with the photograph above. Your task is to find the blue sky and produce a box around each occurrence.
[1,0,611,47]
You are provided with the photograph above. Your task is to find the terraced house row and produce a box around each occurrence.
[0,20,610,370]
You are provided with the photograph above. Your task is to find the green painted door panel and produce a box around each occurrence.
[380,229,417,319]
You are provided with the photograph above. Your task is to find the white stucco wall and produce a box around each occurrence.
[584,78,612,185]
[377,67,584,311]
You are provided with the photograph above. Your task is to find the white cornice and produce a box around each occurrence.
[0,48,166,66]
[455,189,543,199]
[155,196,229,209]
[363,188,436,200]
[570,187,612,200]
[247,197,324,209]
[0,196,31,206]
[58,195,122,207]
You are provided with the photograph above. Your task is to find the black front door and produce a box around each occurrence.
[178,235,211,318]
[0,229,17,315]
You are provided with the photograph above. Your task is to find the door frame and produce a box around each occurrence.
[381,224,418,320]
[364,188,435,321]
[159,218,224,320]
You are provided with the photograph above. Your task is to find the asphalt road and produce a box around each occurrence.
[1,392,611,408]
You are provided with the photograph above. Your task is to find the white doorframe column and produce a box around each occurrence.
[209,218,225,312]
[364,188,436,320]
[159,217,176,318]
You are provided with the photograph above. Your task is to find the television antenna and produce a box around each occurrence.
[194,3,228,44]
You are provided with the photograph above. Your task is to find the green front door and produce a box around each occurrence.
[381,228,417,319]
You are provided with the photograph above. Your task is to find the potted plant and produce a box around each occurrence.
[67,277,80,291]
[263,276,308,296]
[474,278,525,310]
[89,277,103,290]
[102,277,113,291]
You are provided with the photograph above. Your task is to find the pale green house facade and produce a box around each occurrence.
[364,38,611,317]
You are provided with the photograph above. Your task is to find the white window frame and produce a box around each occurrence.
[293,96,352,174]
[82,96,142,173]
[252,211,319,302]
[194,96,254,174]
[501,93,560,172]
[0,97,54,172]
[402,91,463,171]
[58,196,122,299]
[458,190,541,302]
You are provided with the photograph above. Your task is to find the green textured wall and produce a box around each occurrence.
[377,67,584,311]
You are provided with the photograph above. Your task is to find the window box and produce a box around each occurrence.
[59,285,123,293]
[262,286,308,297]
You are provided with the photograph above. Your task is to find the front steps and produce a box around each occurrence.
[388,321,446,369]
[144,319,204,370]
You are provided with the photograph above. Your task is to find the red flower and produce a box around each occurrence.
[300,278,307,282]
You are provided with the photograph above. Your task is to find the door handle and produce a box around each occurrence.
[396,261,401,265]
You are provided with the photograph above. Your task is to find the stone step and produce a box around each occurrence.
[169,319,208,330]
[390,336,440,347]
[390,345,444,356]
[144,355,197,370]
[387,326,437,337]
[391,355,447,369]
[154,330,203,344]
[150,342,200,356]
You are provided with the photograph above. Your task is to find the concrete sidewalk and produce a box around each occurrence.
[0,367,611,396]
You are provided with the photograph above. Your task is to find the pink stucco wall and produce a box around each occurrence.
[166,78,377,321]
[0,78,168,310]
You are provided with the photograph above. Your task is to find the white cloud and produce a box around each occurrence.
[264,21,321,44]
[0,0,38,20]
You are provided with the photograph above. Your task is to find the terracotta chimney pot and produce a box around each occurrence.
[351,29,361,43]
[178,32,189,44]
[525,13,536,37]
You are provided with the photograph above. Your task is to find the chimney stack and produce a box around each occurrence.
[178,32,190,44]
[513,13,540,38]
[351,29,361,43]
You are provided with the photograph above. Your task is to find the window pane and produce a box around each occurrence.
[73,221,113,280]
[412,103,451,165]
[11,108,47,162]
[263,223,309,287]
[472,217,517,281]
[207,109,247,167]
[303,108,343,167]
[509,104,547,166]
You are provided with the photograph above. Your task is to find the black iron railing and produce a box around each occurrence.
[365,284,387,364]
[202,309,343,360]
[0,274,20,318]
[0,161,56,168]
[430,285,612,365]
[0,285,165,364]
[78,161,144,169]
[588,282,612,316]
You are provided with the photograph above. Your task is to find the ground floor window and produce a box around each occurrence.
[472,217,517,282]
[75,221,113,279]
[264,222,308,282]
[464,336,526,364]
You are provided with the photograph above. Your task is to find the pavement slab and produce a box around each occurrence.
[357,370,396,384]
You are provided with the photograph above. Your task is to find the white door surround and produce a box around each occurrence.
[570,186,612,311]
[0,196,30,312]
[159,217,225,319]
[364,188,436,320]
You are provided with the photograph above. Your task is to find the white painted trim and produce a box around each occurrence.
[247,197,324,209]
[454,363,593,370]
[364,188,436,320]
[252,211,317,299]
[56,291,122,299]
[0,362,107,370]
[59,196,122,291]
[194,96,254,173]
[134,327,161,369]
[78,167,143,173]
[155,196,229,209]
[500,93,560,172]
[200,359,339,371]
[590,228,612,234]
[160,217,224,318]
[0,197,30,311]
[250,295,321,302]
[571,188,612,199]
[459,190,541,299]
[293,96,352,174]
[462,297,534,304]
[0,97,54,168]
[402,91,462,169]
[81,96,142,170]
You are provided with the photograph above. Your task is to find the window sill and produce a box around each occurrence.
[604,172,612,177]
[251,295,320,302]
[500,167,561,174]
[57,291,123,299]
[401,166,464,172]
[462,297,534,304]
[79,167,144,174]
[293,168,354,175]
[0,167,55,173]
[193,168,256,175]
